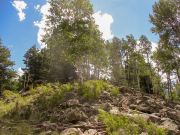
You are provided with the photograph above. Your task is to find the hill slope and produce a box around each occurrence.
[0,80,179,135]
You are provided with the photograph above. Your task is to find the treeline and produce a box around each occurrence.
[0,0,179,100]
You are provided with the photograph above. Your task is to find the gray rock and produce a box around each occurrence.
[110,107,120,115]
[102,103,112,112]
[160,119,179,132]
[140,132,148,135]
[64,108,88,123]
[66,99,80,107]
[149,114,161,123]
[175,105,180,110]
[84,129,99,135]
[60,128,83,135]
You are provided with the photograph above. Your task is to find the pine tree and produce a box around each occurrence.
[23,46,49,87]
[0,39,15,93]
[150,0,180,82]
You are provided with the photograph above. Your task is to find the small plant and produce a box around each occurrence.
[98,109,139,135]
[108,85,119,96]
[79,80,106,99]
[98,110,167,135]
[79,80,120,100]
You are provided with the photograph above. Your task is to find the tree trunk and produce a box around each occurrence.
[176,68,180,83]
[167,73,172,99]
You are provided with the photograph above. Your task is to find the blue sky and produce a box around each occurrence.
[0,0,158,71]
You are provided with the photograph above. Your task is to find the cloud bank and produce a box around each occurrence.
[17,68,24,77]
[34,3,51,47]
[93,11,114,40]
[12,0,27,21]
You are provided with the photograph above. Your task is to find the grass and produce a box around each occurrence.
[79,80,120,99]
[98,109,167,135]
[1,80,118,120]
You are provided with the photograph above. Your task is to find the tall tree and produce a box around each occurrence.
[139,35,152,64]
[150,0,180,48]
[108,37,127,85]
[152,43,176,98]
[0,39,15,93]
[23,46,49,87]
[150,0,180,82]
[43,0,106,82]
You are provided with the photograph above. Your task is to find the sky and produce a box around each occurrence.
[0,0,158,74]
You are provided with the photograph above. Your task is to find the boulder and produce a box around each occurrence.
[102,103,112,112]
[137,104,152,114]
[175,105,180,110]
[140,132,148,135]
[148,114,161,123]
[64,108,88,123]
[84,129,99,135]
[129,104,137,110]
[66,99,80,107]
[160,119,179,132]
[60,128,83,135]
[167,111,180,122]
[110,107,120,115]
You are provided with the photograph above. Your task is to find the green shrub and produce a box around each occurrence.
[108,85,119,96]
[133,116,167,135]
[2,90,20,101]
[98,110,139,135]
[98,110,167,135]
[79,80,105,99]
[79,80,119,99]
[61,83,73,93]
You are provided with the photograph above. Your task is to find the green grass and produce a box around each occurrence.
[79,80,120,99]
[98,110,167,135]
[0,80,121,134]
[0,81,120,119]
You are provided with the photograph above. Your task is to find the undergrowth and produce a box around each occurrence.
[0,80,119,120]
[79,80,119,99]
[98,109,167,135]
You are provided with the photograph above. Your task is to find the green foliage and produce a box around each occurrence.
[109,86,119,96]
[172,83,180,101]
[150,0,179,48]
[2,90,20,101]
[79,80,105,99]
[0,81,119,120]
[98,110,139,135]
[42,0,107,81]
[98,110,167,135]
[0,39,15,93]
[23,46,50,85]
[0,120,33,135]
[78,80,119,99]
[150,0,180,97]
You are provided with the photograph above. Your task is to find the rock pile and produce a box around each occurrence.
[36,88,180,135]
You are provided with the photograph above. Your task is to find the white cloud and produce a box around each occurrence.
[151,42,158,52]
[34,4,40,11]
[17,68,24,77]
[93,11,114,40]
[12,0,27,21]
[34,2,51,47]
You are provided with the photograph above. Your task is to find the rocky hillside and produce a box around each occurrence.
[0,80,179,135]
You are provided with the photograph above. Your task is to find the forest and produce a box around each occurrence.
[0,0,180,135]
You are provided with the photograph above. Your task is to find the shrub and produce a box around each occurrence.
[2,90,20,101]
[98,110,167,135]
[79,80,120,100]
[79,80,106,99]
[98,109,139,135]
